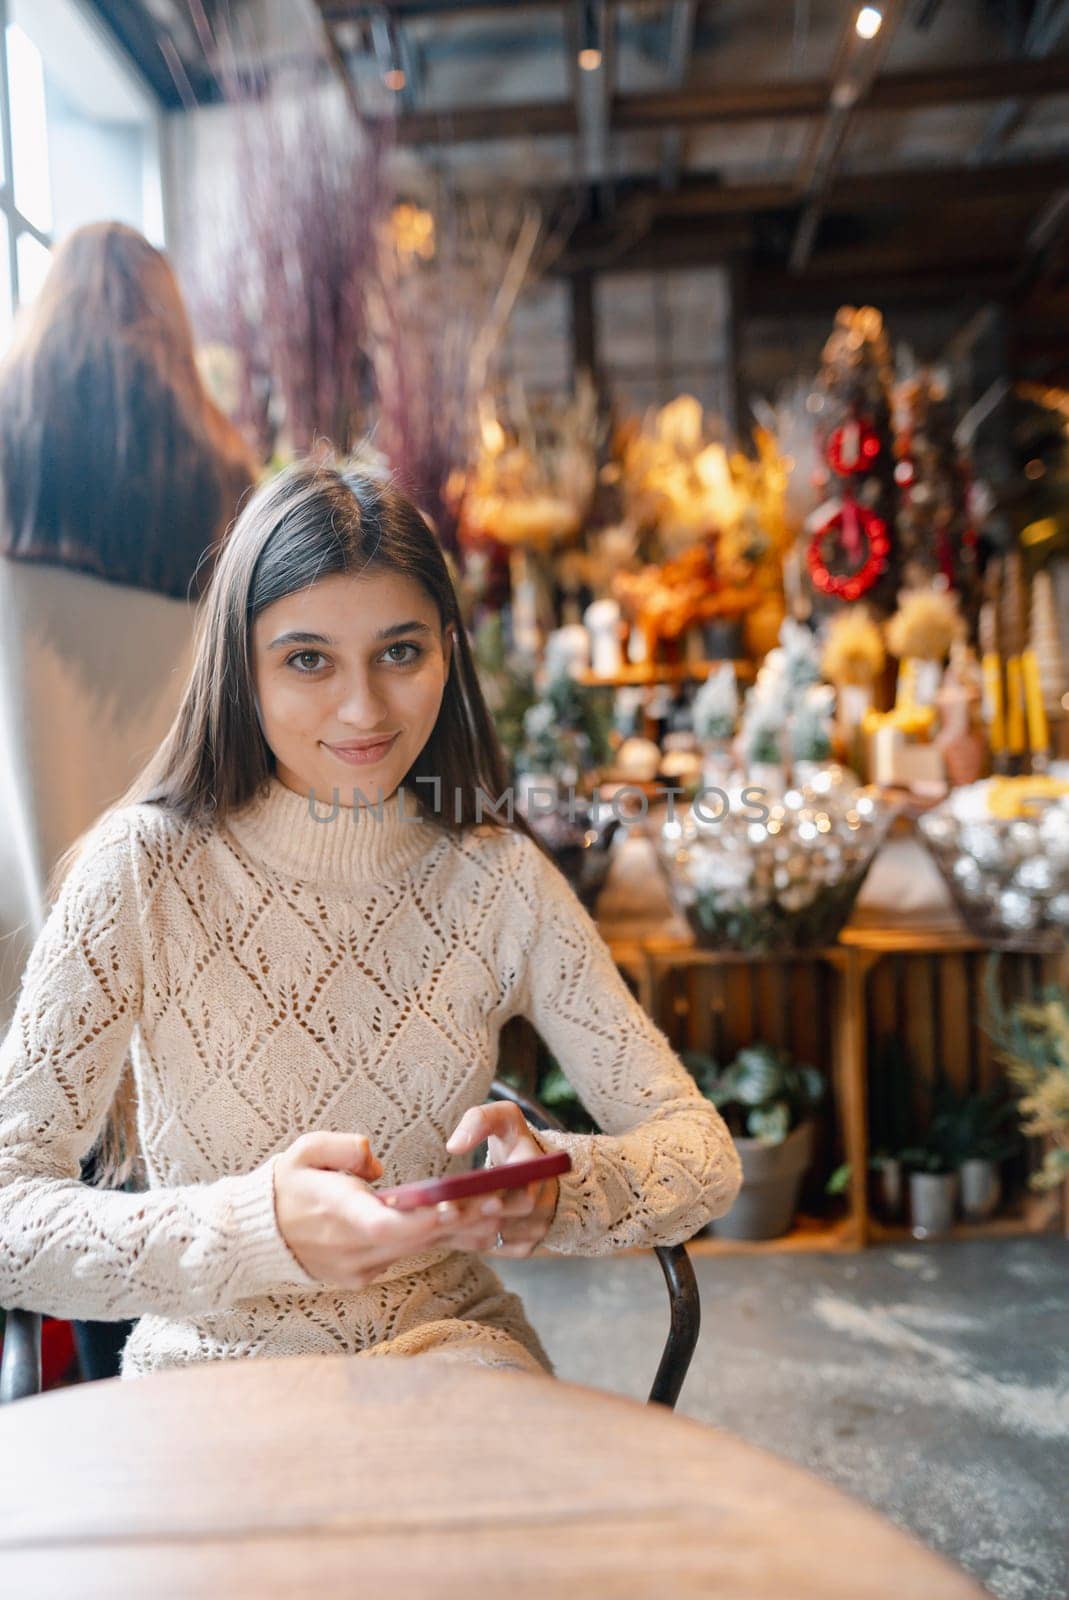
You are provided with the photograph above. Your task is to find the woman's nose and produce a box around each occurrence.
[335,674,389,728]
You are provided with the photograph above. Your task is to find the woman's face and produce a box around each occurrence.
[251,568,454,808]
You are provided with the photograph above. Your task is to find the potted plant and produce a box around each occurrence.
[948,1086,1019,1221]
[898,1078,1008,1237]
[899,1132,959,1239]
[684,1044,824,1240]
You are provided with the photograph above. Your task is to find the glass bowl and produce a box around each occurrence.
[656,773,893,953]
[918,800,1069,947]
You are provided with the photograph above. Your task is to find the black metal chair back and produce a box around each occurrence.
[489,1080,700,1409]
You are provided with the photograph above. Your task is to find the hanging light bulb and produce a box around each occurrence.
[856,6,883,39]
[578,0,604,71]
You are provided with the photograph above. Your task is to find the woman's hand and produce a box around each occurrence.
[272,1131,466,1288]
[444,1102,560,1259]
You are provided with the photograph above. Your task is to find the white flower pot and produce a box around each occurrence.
[959,1158,1001,1221]
[909,1171,958,1239]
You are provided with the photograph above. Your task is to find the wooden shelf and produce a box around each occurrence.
[686,1214,857,1257]
[576,659,756,689]
[599,926,1068,1256]
[869,1190,1065,1245]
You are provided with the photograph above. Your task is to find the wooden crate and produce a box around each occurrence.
[499,929,1067,1255]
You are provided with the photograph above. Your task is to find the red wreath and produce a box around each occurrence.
[807,501,890,601]
[827,418,881,476]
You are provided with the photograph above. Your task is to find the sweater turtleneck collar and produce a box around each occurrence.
[224,773,441,886]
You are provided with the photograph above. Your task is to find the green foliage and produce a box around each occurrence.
[517,671,615,777]
[688,869,870,953]
[869,1035,916,1160]
[984,962,1069,1192]
[684,1043,824,1145]
[471,614,537,767]
[900,1082,1019,1176]
[497,1055,598,1135]
[478,616,616,782]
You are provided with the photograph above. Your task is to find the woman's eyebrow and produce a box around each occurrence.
[266,630,336,651]
[266,621,434,651]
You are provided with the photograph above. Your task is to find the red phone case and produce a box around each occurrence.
[377,1151,571,1211]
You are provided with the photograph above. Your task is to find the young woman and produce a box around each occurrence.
[0,221,257,1380]
[0,463,742,1380]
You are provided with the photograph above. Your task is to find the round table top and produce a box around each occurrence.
[0,1354,991,1599]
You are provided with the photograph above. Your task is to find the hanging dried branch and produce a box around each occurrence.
[367,187,559,554]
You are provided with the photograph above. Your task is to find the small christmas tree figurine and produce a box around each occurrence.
[1030,567,1068,713]
[805,305,898,614]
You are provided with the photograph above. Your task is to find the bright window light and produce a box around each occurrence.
[15,232,52,307]
[856,6,883,39]
[0,216,12,347]
[7,24,53,234]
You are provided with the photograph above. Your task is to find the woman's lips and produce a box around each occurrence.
[323,733,400,766]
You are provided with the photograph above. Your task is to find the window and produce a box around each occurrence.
[0,0,163,338]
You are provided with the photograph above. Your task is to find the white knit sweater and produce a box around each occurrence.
[0,775,742,1378]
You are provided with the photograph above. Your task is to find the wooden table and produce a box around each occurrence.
[0,1354,991,1598]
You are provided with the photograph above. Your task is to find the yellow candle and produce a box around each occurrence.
[895,657,917,709]
[981,653,1005,753]
[1006,655,1026,754]
[1020,649,1050,753]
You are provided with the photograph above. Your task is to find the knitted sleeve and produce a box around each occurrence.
[0,809,317,1321]
[505,833,743,1255]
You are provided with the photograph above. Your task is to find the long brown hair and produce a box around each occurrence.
[55,461,539,1188]
[0,221,255,599]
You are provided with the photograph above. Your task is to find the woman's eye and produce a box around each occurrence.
[285,650,327,673]
[383,642,423,665]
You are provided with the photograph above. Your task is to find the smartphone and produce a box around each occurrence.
[377,1151,571,1212]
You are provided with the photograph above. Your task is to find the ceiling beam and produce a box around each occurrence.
[86,0,219,106]
[645,157,1069,219]
[974,0,1069,158]
[389,54,1069,142]
[321,0,625,13]
[743,264,1017,315]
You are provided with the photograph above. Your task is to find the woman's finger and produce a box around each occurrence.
[445,1100,526,1158]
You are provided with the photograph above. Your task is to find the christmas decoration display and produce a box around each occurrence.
[692,663,739,744]
[807,503,891,602]
[893,370,981,616]
[513,666,614,785]
[885,586,967,706]
[614,395,737,556]
[735,618,834,792]
[934,643,988,788]
[609,398,790,658]
[456,379,599,554]
[804,306,899,612]
[656,774,891,953]
[612,540,762,663]
[820,608,886,735]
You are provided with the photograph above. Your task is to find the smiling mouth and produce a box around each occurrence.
[322,733,400,760]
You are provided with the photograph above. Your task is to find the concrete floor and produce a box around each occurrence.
[497,1238,1069,1600]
